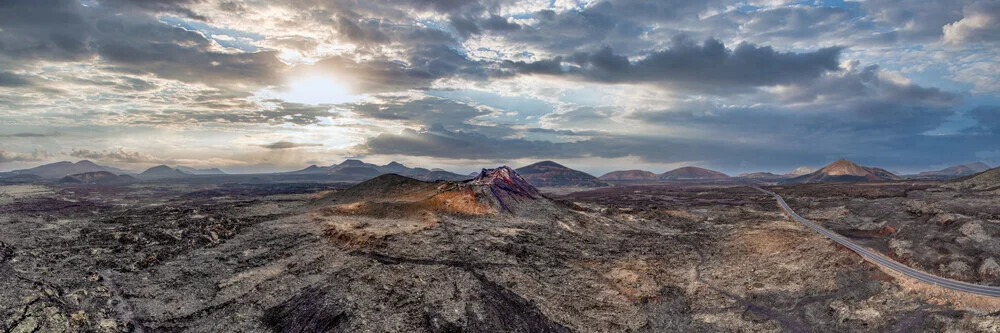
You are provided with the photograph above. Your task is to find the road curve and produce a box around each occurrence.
[752,186,1000,297]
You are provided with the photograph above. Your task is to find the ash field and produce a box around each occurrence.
[3,167,1000,332]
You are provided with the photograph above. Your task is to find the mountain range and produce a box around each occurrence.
[7,160,127,179]
[289,159,469,182]
[2,158,991,186]
[599,166,730,182]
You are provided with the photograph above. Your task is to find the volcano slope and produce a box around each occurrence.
[2,170,999,332]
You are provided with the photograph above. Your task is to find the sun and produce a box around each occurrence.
[279,75,357,105]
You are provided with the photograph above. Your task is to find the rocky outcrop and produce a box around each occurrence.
[468,166,543,212]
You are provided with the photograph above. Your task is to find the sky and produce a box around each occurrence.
[0,0,998,176]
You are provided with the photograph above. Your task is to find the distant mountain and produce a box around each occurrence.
[783,159,901,184]
[785,166,817,177]
[138,165,191,179]
[659,166,729,180]
[737,172,786,181]
[176,166,226,175]
[946,166,1000,191]
[966,162,991,173]
[515,161,607,187]
[291,164,325,174]
[10,160,123,179]
[599,170,659,181]
[413,170,470,181]
[288,160,468,182]
[59,171,136,185]
[916,162,992,179]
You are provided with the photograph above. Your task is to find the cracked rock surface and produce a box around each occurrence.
[2,181,999,332]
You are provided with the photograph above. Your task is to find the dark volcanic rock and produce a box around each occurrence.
[468,166,543,212]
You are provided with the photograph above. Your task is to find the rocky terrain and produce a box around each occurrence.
[1,168,999,332]
[772,170,1000,288]
[59,171,137,185]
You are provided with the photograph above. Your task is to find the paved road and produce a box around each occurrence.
[752,186,1000,297]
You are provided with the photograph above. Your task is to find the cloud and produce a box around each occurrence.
[2,132,58,138]
[0,72,34,87]
[257,141,323,149]
[70,147,166,163]
[968,105,1000,133]
[943,1,1000,45]
[503,36,842,92]
[340,96,493,127]
[0,149,52,163]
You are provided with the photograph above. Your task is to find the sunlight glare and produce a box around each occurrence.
[279,75,358,105]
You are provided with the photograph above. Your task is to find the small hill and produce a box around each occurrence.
[327,174,442,204]
[290,165,325,174]
[317,166,547,225]
[946,167,1000,191]
[138,165,190,179]
[413,170,471,182]
[515,161,607,187]
[59,171,136,185]
[176,166,226,175]
[599,170,659,181]
[916,162,992,179]
[783,159,900,184]
[966,162,991,173]
[11,160,122,179]
[785,166,817,177]
[737,172,786,181]
[659,166,729,180]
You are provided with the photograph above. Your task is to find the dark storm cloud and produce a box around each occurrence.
[0,72,33,87]
[776,62,959,106]
[0,0,286,89]
[0,0,92,62]
[341,97,492,126]
[504,36,842,90]
[305,45,488,93]
[968,106,1000,133]
[257,141,324,149]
